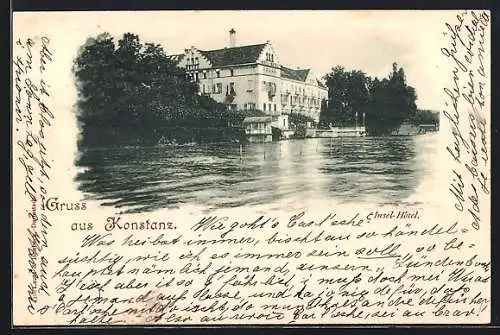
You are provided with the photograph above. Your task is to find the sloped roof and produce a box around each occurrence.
[280,66,310,82]
[243,116,272,124]
[199,44,267,67]
[316,79,327,88]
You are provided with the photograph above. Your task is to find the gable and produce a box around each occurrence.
[257,43,280,65]
[176,48,212,69]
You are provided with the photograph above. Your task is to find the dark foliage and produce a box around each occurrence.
[289,112,315,128]
[320,63,418,135]
[73,32,237,147]
[411,109,440,127]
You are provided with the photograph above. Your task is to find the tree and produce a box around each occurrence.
[321,63,418,135]
[73,32,225,146]
[320,66,369,127]
[411,109,440,126]
[365,63,418,135]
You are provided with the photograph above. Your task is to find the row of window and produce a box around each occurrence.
[248,123,267,130]
[282,95,321,105]
[263,66,276,74]
[202,82,236,95]
[187,68,236,80]
[265,52,275,63]
[243,103,256,110]
[243,103,276,112]
[262,103,277,112]
[189,72,325,97]
[240,102,320,115]
[281,84,326,98]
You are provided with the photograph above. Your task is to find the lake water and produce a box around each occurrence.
[76,134,439,213]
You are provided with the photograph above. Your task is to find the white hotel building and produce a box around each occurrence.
[168,29,328,130]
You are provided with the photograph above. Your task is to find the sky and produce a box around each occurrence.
[15,10,454,110]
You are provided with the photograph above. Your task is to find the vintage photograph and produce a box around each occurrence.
[72,11,442,214]
[12,10,491,326]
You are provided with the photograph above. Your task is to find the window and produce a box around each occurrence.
[202,84,205,93]
[229,82,235,94]
[216,70,220,78]
[274,104,277,112]
[216,83,222,94]
[263,103,266,111]
[271,54,274,62]
[247,79,253,91]
[230,69,234,76]
[244,103,247,110]
[203,72,207,79]
[268,103,271,111]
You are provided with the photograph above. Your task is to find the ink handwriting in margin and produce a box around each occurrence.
[441,10,490,230]
[14,35,55,315]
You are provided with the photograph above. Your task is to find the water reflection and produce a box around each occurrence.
[76,135,436,213]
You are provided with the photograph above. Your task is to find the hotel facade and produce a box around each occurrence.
[168,29,328,130]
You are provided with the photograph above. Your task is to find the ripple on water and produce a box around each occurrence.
[76,135,438,213]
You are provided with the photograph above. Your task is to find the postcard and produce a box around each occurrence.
[12,10,491,326]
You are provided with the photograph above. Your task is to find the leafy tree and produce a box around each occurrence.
[73,32,229,146]
[411,109,440,126]
[289,112,315,128]
[365,63,418,135]
[320,66,369,127]
[321,63,419,135]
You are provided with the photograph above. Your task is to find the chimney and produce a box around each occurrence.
[229,28,236,48]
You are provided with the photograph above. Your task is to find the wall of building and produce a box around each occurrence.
[179,44,328,127]
[277,77,327,123]
[197,66,260,110]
